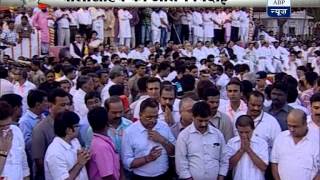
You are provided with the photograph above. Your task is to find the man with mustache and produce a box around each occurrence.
[264,82,293,131]
[204,87,234,142]
[158,84,180,127]
[122,98,175,179]
[175,101,228,180]
[308,92,320,136]
[235,91,282,180]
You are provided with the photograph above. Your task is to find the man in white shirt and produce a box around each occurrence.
[73,75,95,125]
[118,8,132,47]
[192,9,204,44]
[234,91,281,163]
[54,8,71,46]
[159,8,169,47]
[12,68,36,114]
[0,67,13,96]
[151,9,161,44]
[192,41,207,65]
[225,115,268,180]
[175,101,228,180]
[255,41,276,73]
[121,98,175,179]
[230,8,241,42]
[77,8,92,37]
[308,92,320,136]
[0,101,30,180]
[101,66,125,103]
[155,61,171,82]
[213,8,225,44]
[271,109,320,180]
[132,77,161,120]
[219,79,248,121]
[239,8,249,44]
[45,111,89,180]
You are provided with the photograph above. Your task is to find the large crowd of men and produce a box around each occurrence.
[0,4,320,180]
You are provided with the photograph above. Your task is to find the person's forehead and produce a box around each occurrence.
[161,90,175,97]
[55,96,70,102]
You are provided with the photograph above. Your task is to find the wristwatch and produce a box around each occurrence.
[0,150,8,157]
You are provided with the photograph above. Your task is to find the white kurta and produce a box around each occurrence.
[118,9,132,38]
[202,12,214,38]
[92,17,104,41]
[192,11,204,37]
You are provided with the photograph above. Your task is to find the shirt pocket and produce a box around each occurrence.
[203,141,221,162]
[7,146,23,165]
[297,153,314,171]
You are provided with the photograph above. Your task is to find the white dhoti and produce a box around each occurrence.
[152,29,161,44]
[20,38,33,59]
[240,26,249,43]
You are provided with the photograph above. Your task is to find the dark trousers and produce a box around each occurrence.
[230,26,239,42]
[79,24,92,39]
[132,172,169,180]
[181,24,190,43]
[70,26,78,43]
[214,29,224,44]
[265,164,274,180]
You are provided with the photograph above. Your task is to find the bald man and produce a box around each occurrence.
[170,97,195,138]
[271,109,320,180]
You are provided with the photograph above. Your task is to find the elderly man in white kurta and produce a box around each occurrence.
[192,10,204,44]
[271,109,320,180]
[202,9,214,42]
[239,8,249,44]
[118,8,132,47]
[151,9,161,44]
[92,8,105,41]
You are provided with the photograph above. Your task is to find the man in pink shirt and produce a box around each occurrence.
[87,107,121,180]
[32,3,50,55]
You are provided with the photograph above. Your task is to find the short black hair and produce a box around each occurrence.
[160,84,176,97]
[248,90,265,102]
[0,94,22,108]
[27,89,47,108]
[0,101,13,121]
[305,72,318,86]
[203,87,220,100]
[227,78,242,92]
[62,65,75,76]
[48,88,70,103]
[54,111,80,137]
[192,101,211,118]
[88,107,109,132]
[104,96,122,111]
[109,84,125,96]
[0,67,8,79]
[146,77,161,87]
[235,115,255,129]
[140,98,159,114]
[137,77,149,92]
[310,92,320,105]
[158,61,170,73]
[271,82,288,94]
[85,91,101,104]
[76,75,91,90]
[180,74,195,92]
